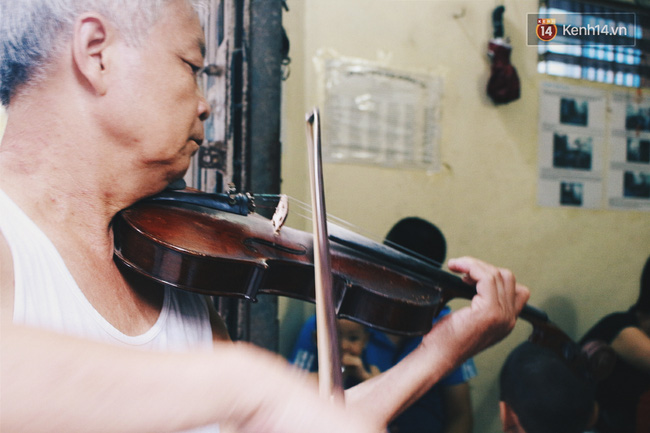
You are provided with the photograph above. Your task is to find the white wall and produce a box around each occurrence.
[279,1,650,432]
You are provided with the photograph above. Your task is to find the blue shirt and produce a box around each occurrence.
[289,307,477,433]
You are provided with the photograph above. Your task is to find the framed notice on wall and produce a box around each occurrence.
[316,53,443,172]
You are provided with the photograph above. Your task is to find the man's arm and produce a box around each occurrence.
[0,322,380,433]
[0,232,378,433]
[345,257,529,426]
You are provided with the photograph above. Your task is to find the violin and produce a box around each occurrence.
[113,186,458,336]
[112,185,615,382]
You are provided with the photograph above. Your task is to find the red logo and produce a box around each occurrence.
[536,18,557,42]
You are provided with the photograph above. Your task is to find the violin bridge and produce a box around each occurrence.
[271,194,289,234]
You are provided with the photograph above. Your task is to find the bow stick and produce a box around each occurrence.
[306,108,345,401]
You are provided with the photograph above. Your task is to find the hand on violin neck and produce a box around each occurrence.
[342,258,528,430]
[426,257,530,356]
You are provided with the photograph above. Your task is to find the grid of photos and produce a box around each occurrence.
[609,92,650,210]
[538,82,650,211]
[538,82,606,209]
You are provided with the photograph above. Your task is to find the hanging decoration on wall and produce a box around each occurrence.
[486,5,520,105]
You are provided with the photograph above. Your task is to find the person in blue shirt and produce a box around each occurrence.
[290,217,476,433]
[291,315,381,389]
[382,217,476,433]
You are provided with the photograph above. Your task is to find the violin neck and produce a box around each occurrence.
[328,222,549,326]
[328,223,474,296]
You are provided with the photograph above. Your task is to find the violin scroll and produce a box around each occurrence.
[581,339,617,382]
[528,320,615,383]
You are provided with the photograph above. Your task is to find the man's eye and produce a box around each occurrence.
[186,61,202,75]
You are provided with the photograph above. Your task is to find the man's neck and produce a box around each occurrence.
[0,122,165,335]
[0,118,150,225]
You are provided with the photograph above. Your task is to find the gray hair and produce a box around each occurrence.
[0,0,205,106]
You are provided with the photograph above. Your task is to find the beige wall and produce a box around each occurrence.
[278,1,650,432]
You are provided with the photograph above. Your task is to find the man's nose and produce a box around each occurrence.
[198,92,211,121]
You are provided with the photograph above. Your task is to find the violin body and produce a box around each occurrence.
[113,191,616,382]
[114,199,444,336]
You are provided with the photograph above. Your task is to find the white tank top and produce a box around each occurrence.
[0,189,219,432]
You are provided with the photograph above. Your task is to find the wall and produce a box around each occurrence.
[278,1,650,432]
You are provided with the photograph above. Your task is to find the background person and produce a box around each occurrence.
[580,255,650,433]
[499,341,598,433]
[382,217,475,433]
[291,217,477,433]
[291,316,381,388]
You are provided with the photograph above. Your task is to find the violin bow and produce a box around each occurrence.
[304,111,614,387]
[306,108,345,401]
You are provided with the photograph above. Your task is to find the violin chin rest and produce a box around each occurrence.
[581,340,617,382]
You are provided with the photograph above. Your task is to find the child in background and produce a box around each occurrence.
[290,316,380,389]
[339,318,381,388]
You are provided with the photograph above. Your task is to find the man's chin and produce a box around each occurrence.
[164,164,190,189]
[169,168,189,186]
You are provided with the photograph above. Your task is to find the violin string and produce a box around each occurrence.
[255,194,348,229]
[252,194,443,268]
[286,196,389,245]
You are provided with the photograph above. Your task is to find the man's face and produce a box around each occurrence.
[103,0,209,184]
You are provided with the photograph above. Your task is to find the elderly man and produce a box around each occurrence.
[0,1,529,432]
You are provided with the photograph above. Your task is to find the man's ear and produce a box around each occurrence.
[499,401,524,433]
[72,13,112,96]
